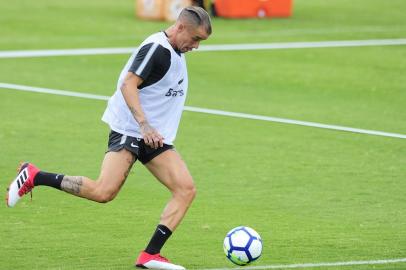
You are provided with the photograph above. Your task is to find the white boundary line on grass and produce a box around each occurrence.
[199,257,406,270]
[1,82,405,140]
[0,39,406,58]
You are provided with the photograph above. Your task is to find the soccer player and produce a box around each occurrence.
[6,6,211,270]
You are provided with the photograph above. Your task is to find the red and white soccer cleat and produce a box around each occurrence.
[135,251,185,270]
[6,162,39,207]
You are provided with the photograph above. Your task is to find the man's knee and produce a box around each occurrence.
[175,181,197,204]
[185,184,197,202]
[94,181,119,203]
[95,192,117,203]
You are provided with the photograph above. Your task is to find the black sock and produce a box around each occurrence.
[34,171,64,190]
[145,224,172,255]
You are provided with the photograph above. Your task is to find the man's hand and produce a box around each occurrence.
[140,121,164,149]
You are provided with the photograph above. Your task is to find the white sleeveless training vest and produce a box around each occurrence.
[102,32,188,145]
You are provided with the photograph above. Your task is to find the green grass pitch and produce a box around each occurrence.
[0,0,405,269]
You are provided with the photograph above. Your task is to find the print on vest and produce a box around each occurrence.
[165,78,184,97]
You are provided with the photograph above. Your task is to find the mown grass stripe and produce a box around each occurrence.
[199,257,406,270]
[1,82,405,139]
[0,39,405,58]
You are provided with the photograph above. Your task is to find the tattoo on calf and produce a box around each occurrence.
[61,176,83,194]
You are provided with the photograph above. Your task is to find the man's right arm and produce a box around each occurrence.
[120,72,164,149]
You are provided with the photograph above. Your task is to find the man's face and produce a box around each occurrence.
[175,24,209,53]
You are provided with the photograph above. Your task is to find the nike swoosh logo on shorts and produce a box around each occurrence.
[130,142,139,148]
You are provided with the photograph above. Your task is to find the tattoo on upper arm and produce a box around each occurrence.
[61,176,83,194]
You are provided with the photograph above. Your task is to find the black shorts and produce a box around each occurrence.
[106,130,173,164]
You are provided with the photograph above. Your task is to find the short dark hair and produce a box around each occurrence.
[178,6,212,35]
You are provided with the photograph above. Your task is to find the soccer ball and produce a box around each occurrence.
[223,226,262,265]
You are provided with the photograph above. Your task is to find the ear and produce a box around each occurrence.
[177,22,186,32]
